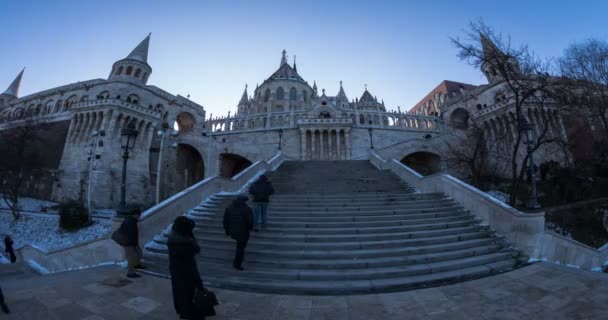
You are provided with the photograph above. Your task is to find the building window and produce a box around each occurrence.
[289,87,297,100]
[135,68,142,78]
[276,87,285,100]
[117,66,123,75]
[126,66,133,75]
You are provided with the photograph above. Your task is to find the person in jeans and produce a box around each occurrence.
[248,175,274,231]
[0,286,9,314]
[118,207,143,278]
[223,194,253,270]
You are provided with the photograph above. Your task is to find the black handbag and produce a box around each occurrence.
[111,229,129,247]
[193,287,219,317]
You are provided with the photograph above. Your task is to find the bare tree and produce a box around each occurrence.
[0,116,48,220]
[451,21,566,207]
[559,39,608,140]
[443,119,504,188]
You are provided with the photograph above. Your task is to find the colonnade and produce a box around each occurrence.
[300,127,351,160]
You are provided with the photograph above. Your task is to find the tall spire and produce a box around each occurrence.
[280,49,287,67]
[479,32,501,59]
[239,84,248,105]
[126,33,151,63]
[337,80,348,101]
[2,68,25,98]
[293,55,297,73]
[312,81,318,95]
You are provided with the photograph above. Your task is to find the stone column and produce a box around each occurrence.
[328,129,334,160]
[336,129,341,160]
[320,129,325,160]
[311,128,316,160]
[345,130,351,160]
[300,129,307,160]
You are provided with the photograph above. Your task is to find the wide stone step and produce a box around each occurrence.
[186,213,474,229]
[157,230,495,251]
[194,219,479,236]
[149,237,498,260]
[146,251,516,284]
[193,225,489,242]
[194,205,463,217]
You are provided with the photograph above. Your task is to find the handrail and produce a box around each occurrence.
[371,149,607,270]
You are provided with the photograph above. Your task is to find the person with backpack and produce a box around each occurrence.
[223,194,254,270]
[248,175,274,232]
[115,207,144,278]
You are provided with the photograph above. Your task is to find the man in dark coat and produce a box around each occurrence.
[168,216,203,320]
[248,175,274,231]
[0,286,9,314]
[4,236,16,263]
[223,194,253,271]
[118,207,143,278]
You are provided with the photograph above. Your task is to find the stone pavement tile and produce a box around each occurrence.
[537,294,575,311]
[378,290,420,315]
[7,297,61,320]
[309,307,349,320]
[49,302,95,319]
[120,296,162,314]
[37,295,72,309]
[558,298,605,320]
[82,282,113,295]
[77,295,143,320]
[271,304,311,320]
[412,287,457,315]
[310,295,348,309]
[81,315,107,320]
[218,291,279,320]
[276,294,313,309]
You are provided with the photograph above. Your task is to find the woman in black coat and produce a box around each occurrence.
[168,216,203,320]
[4,236,16,263]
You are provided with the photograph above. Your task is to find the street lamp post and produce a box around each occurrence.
[278,128,284,150]
[519,118,541,210]
[155,123,179,204]
[87,129,105,222]
[116,120,139,216]
[368,127,374,149]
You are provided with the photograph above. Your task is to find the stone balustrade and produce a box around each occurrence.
[72,98,161,118]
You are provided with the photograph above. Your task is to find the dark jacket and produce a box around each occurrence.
[223,199,254,242]
[4,237,15,263]
[249,177,275,202]
[168,230,202,318]
[118,216,139,247]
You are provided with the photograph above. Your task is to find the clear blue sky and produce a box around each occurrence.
[1,0,606,117]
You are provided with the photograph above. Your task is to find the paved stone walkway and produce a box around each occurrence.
[2,262,607,319]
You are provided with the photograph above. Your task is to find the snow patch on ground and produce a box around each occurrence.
[0,212,111,252]
[0,195,58,213]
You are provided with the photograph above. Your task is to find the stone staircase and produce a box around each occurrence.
[144,160,521,294]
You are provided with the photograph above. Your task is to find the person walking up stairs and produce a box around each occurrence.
[248,175,274,232]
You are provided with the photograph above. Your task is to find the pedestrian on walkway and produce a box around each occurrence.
[118,207,143,278]
[168,216,203,320]
[0,286,9,314]
[223,194,253,271]
[4,235,16,263]
[248,174,274,231]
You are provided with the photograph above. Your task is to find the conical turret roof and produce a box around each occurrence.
[2,68,24,98]
[125,33,151,63]
[239,84,249,105]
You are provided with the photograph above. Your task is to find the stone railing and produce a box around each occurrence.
[135,152,285,245]
[297,118,353,125]
[73,99,161,118]
[17,152,286,274]
[369,150,608,270]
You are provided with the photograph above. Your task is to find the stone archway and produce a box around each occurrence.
[401,151,441,176]
[176,144,205,188]
[219,153,253,178]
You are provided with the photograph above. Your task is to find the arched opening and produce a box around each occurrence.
[175,112,195,133]
[401,152,441,176]
[264,89,271,102]
[126,66,133,75]
[219,153,252,178]
[117,66,123,75]
[276,87,285,100]
[289,87,297,100]
[450,108,470,129]
[134,68,142,78]
[176,144,205,188]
